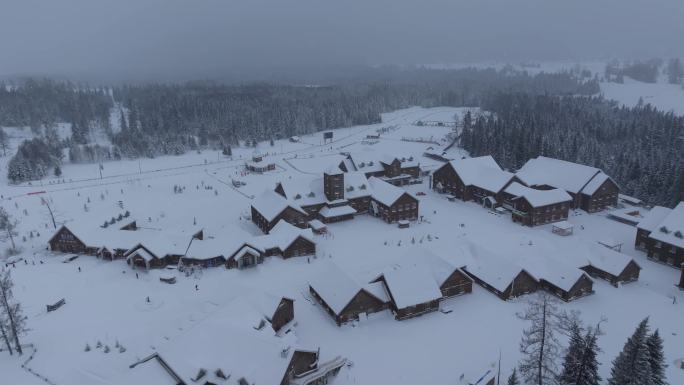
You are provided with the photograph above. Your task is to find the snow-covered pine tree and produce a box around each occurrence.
[646,329,667,385]
[507,368,520,385]
[558,320,601,385]
[517,292,563,385]
[608,318,652,385]
[0,269,28,355]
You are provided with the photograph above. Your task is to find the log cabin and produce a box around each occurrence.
[578,243,641,287]
[254,220,316,259]
[636,202,684,269]
[371,264,443,320]
[251,190,309,233]
[635,205,673,250]
[343,152,421,186]
[432,155,516,207]
[368,177,419,223]
[503,182,573,226]
[252,294,295,334]
[245,154,276,173]
[49,225,87,254]
[309,264,389,325]
[226,244,265,269]
[515,156,618,212]
[462,254,539,301]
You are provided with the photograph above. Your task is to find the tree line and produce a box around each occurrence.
[459,93,684,207]
[510,293,667,385]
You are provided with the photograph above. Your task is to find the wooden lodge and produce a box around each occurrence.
[341,152,421,186]
[49,225,87,254]
[536,272,594,302]
[253,294,295,333]
[245,153,276,173]
[255,220,316,259]
[462,253,539,301]
[309,264,389,325]
[516,156,619,213]
[405,248,473,299]
[272,169,418,226]
[226,244,265,269]
[368,177,419,223]
[432,155,516,207]
[372,265,443,320]
[251,190,309,234]
[635,203,684,269]
[503,182,572,227]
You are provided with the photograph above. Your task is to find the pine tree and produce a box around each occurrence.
[558,321,601,385]
[0,207,18,251]
[507,368,520,385]
[608,318,653,385]
[518,293,563,385]
[646,330,667,385]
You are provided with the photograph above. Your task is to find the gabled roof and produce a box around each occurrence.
[517,254,591,292]
[446,156,515,193]
[637,206,673,232]
[578,243,640,276]
[377,264,443,309]
[254,220,315,252]
[581,172,616,195]
[462,245,534,292]
[516,156,602,194]
[648,202,684,249]
[396,247,466,287]
[368,177,413,206]
[252,190,307,222]
[505,182,572,208]
[308,263,370,316]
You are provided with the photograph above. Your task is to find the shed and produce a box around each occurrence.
[552,221,574,236]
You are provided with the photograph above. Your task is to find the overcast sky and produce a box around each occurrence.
[1,0,683,82]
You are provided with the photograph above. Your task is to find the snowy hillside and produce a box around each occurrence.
[0,107,682,385]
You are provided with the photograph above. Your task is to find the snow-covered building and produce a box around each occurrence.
[340,151,421,186]
[245,153,276,173]
[371,263,443,320]
[251,190,309,233]
[253,220,316,258]
[432,155,517,207]
[309,263,389,325]
[461,248,539,301]
[395,248,473,299]
[517,254,594,302]
[503,182,573,226]
[272,170,418,225]
[120,297,344,385]
[577,243,641,287]
[515,156,619,212]
[635,201,684,268]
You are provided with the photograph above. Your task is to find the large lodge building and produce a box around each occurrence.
[252,165,419,233]
[635,202,684,269]
[432,155,619,226]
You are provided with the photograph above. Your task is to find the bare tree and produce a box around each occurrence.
[0,312,13,355]
[518,292,565,385]
[0,207,18,252]
[0,269,27,355]
[40,197,58,229]
[0,127,8,157]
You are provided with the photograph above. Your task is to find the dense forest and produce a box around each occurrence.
[459,93,684,207]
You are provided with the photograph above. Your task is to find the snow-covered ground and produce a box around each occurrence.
[0,106,682,385]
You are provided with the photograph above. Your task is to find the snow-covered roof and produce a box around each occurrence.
[252,190,306,222]
[516,156,602,194]
[324,164,343,175]
[319,205,356,218]
[462,245,531,292]
[363,281,390,304]
[368,177,412,206]
[582,172,615,195]
[254,220,315,251]
[552,221,574,230]
[505,182,572,208]
[396,247,463,287]
[648,202,684,249]
[447,156,514,193]
[517,254,591,292]
[308,219,326,231]
[378,264,443,310]
[126,246,158,262]
[309,263,365,316]
[120,297,305,385]
[578,243,639,276]
[636,205,673,232]
[277,172,371,206]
